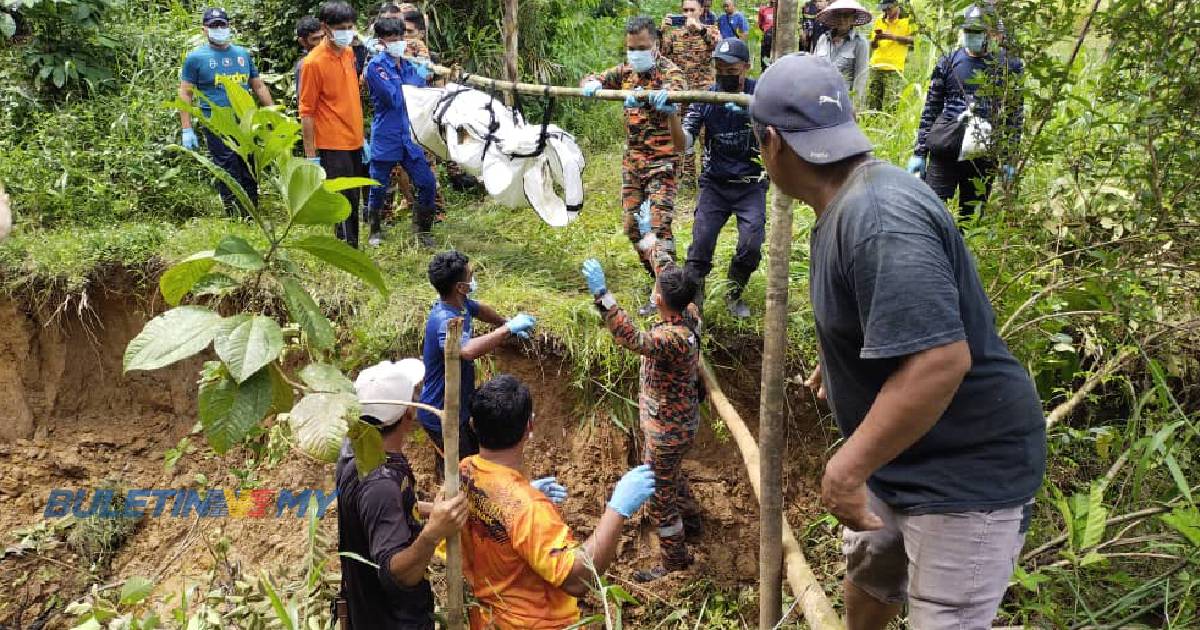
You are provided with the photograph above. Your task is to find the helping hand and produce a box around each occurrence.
[307,156,322,167]
[415,62,432,80]
[581,259,608,296]
[906,155,926,177]
[507,313,536,339]
[724,102,745,113]
[649,89,678,114]
[607,464,656,518]
[820,457,884,532]
[181,128,198,151]
[1002,164,1016,183]
[804,364,826,400]
[636,200,652,236]
[624,87,645,109]
[531,477,568,504]
[423,492,470,541]
[581,80,602,98]
[362,141,372,164]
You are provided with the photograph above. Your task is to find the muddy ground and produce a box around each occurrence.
[0,285,836,628]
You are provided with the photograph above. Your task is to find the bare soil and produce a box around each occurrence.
[0,284,834,628]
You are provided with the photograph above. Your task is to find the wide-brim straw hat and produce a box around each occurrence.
[816,0,873,26]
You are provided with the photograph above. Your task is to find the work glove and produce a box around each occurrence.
[415,61,432,80]
[181,128,199,151]
[649,89,678,114]
[636,200,652,236]
[906,155,926,177]
[1001,164,1016,183]
[307,156,322,167]
[724,102,745,114]
[624,87,645,109]
[581,259,608,296]
[607,464,656,518]
[506,313,536,339]
[362,141,372,164]
[581,80,602,97]
[531,477,568,504]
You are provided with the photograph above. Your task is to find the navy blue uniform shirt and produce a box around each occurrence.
[683,78,761,181]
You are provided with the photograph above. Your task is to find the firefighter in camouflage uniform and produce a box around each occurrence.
[581,211,704,582]
[582,16,687,316]
[662,0,721,188]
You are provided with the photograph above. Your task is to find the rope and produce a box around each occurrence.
[509,84,556,159]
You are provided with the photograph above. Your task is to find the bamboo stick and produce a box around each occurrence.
[442,317,464,630]
[502,0,519,107]
[700,359,845,630]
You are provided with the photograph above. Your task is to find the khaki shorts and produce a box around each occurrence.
[843,491,1032,630]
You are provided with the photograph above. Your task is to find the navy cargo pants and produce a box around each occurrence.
[202,129,258,218]
[684,176,767,298]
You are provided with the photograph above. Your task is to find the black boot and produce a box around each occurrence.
[413,204,436,248]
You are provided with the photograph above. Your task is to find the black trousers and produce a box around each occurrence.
[924,155,995,220]
[685,177,768,297]
[319,148,367,249]
[202,129,258,217]
[422,423,480,483]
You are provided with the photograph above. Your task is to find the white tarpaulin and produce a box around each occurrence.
[401,83,586,228]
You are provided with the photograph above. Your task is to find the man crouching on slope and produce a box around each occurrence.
[460,375,656,628]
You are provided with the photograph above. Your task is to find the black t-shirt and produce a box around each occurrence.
[336,442,435,629]
[809,159,1046,514]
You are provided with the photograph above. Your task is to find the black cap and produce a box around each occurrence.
[749,53,873,164]
[202,8,229,26]
[712,38,750,64]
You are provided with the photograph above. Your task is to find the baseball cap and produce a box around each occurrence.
[202,8,230,26]
[878,0,898,9]
[355,359,426,427]
[713,38,750,64]
[749,53,873,164]
[961,4,995,31]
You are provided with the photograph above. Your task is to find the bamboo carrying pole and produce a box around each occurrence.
[442,318,465,630]
[701,360,845,630]
[759,0,800,626]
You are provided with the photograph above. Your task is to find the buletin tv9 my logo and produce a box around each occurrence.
[43,488,337,519]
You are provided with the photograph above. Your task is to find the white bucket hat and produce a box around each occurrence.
[355,359,426,427]
[817,0,873,26]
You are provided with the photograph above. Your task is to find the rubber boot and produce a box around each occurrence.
[367,206,384,247]
[413,204,436,248]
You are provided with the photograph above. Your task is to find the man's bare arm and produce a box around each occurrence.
[301,117,318,158]
[249,77,274,107]
[178,81,195,130]
[560,508,626,598]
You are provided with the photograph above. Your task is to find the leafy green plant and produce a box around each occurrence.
[1,0,119,92]
[122,77,388,474]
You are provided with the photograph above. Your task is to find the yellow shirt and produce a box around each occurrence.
[869,17,915,73]
[460,456,580,629]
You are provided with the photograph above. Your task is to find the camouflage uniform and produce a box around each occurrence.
[596,255,703,569]
[588,56,687,277]
[662,23,720,187]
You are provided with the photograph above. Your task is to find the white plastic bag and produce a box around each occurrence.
[958,109,993,161]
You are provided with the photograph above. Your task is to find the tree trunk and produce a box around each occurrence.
[502,0,519,107]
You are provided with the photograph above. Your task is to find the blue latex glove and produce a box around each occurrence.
[624,87,645,109]
[362,141,372,164]
[1002,164,1016,183]
[181,128,198,151]
[415,62,432,80]
[724,102,744,114]
[531,477,568,504]
[507,313,536,339]
[581,259,607,296]
[581,80,602,97]
[906,155,926,177]
[636,200,652,236]
[649,89,678,114]
[607,464,656,518]
[308,156,322,167]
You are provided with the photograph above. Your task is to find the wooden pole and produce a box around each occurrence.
[442,317,464,630]
[502,0,519,107]
[760,1,799,627]
[700,360,844,629]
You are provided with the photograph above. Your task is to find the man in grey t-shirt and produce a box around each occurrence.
[750,54,1045,629]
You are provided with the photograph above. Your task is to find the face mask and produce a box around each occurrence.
[386,40,407,57]
[963,32,987,54]
[464,278,477,294]
[331,29,355,48]
[207,27,232,45]
[716,73,741,92]
[627,49,656,73]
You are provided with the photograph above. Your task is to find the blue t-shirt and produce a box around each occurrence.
[717,12,750,39]
[809,159,1046,514]
[418,299,480,432]
[181,44,259,114]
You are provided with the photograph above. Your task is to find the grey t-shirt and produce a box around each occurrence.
[810,159,1046,514]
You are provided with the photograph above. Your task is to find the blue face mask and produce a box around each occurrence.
[207,27,232,45]
[332,29,356,48]
[386,40,407,58]
[468,278,478,294]
[627,49,656,73]
[963,32,987,54]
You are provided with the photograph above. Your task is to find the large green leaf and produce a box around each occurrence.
[285,392,360,463]
[198,363,273,454]
[123,306,224,373]
[1161,508,1200,548]
[300,363,355,394]
[170,146,260,223]
[214,315,284,383]
[286,236,389,295]
[268,363,295,414]
[347,420,385,478]
[324,177,379,193]
[159,250,215,306]
[213,235,266,271]
[119,576,154,606]
[281,278,336,351]
[292,187,351,226]
[217,76,256,121]
[284,157,324,215]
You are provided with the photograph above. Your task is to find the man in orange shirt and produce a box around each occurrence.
[460,375,656,629]
[300,1,367,248]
